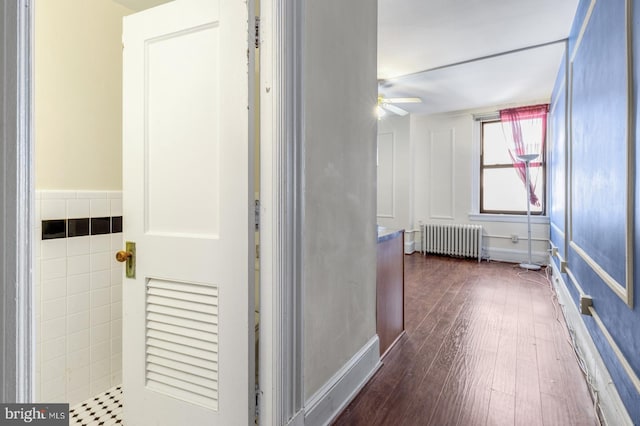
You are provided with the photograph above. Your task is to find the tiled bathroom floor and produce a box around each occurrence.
[69,385,123,426]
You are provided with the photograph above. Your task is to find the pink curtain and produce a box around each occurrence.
[500,104,549,207]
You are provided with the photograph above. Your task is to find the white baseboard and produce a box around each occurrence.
[549,259,632,426]
[484,247,548,265]
[404,240,415,254]
[303,335,381,426]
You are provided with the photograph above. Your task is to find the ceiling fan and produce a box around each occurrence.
[377,95,422,117]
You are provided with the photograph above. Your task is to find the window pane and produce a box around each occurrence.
[483,119,545,166]
[482,121,512,165]
[482,166,543,213]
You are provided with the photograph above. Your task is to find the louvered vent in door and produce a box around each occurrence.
[145,279,219,410]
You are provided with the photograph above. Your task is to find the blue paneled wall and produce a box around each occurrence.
[549,0,640,421]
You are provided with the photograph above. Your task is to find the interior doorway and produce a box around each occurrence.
[32,0,261,422]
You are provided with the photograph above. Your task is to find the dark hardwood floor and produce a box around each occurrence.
[333,254,599,426]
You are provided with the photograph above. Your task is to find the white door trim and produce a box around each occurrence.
[0,0,34,403]
[259,0,305,423]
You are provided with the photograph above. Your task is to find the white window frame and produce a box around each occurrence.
[469,112,549,224]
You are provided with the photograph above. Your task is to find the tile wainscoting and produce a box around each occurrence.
[35,190,123,405]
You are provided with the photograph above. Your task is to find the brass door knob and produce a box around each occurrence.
[116,250,132,262]
[117,241,136,279]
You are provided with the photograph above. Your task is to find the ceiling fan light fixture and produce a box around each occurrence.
[381,97,422,104]
[381,103,409,116]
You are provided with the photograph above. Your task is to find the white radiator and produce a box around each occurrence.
[421,223,483,262]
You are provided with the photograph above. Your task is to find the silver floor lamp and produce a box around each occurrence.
[517,153,540,271]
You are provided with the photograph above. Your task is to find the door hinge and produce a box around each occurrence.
[254,16,260,49]
[255,385,261,418]
[255,199,260,231]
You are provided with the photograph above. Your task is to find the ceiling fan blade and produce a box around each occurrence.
[382,97,422,104]
[382,104,409,116]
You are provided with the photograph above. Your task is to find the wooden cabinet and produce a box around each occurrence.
[376,229,405,357]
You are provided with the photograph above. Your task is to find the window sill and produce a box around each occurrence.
[468,213,550,224]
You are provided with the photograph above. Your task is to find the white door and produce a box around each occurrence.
[121,0,255,425]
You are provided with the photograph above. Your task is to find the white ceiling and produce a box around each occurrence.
[113,0,579,116]
[378,0,579,115]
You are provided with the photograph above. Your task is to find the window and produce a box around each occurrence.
[480,113,546,215]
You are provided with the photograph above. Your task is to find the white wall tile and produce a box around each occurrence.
[90,253,111,272]
[110,355,122,386]
[90,341,110,363]
[68,255,90,276]
[111,372,122,388]
[90,305,110,326]
[34,257,41,283]
[90,360,110,383]
[35,306,42,344]
[91,234,111,254]
[91,288,111,309]
[110,284,122,303]
[41,337,66,363]
[67,386,90,407]
[77,191,107,200]
[41,239,67,260]
[111,302,122,320]
[34,198,41,222]
[41,355,66,383]
[111,338,122,355]
[91,271,110,290]
[42,298,67,322]
[35,372,41,402]
[67,236,90,257]
[34,236,42,261]
[90,374,111,395]
[41,259,66,281]
[40,378,66,403]
[90,323,110,345]
[35,189,125,405]
[111,255,123,271]
[110,198,122,216]
[67,274,90,296]
[41,199,67,220]
[110,269,122,286]
[40,190,76,200]
[41,317,66,342]
[66,365,90,394]
[110,233,123,250]
[90,199,110,217]
[35,315,41,344]
[67,329,90,353]
[67,199,90,219]
[67,292,90,315]
[67,347,90,369]
[42,278,66,301]
[67,311,90,334]
[111,319,122,339]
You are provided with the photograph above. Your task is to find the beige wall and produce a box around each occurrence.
[303,0,378,400]
[35,0,132,190]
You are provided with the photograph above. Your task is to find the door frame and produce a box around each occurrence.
[0,0,34,404]
[1,0,305,422]
[259,0,305,423]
